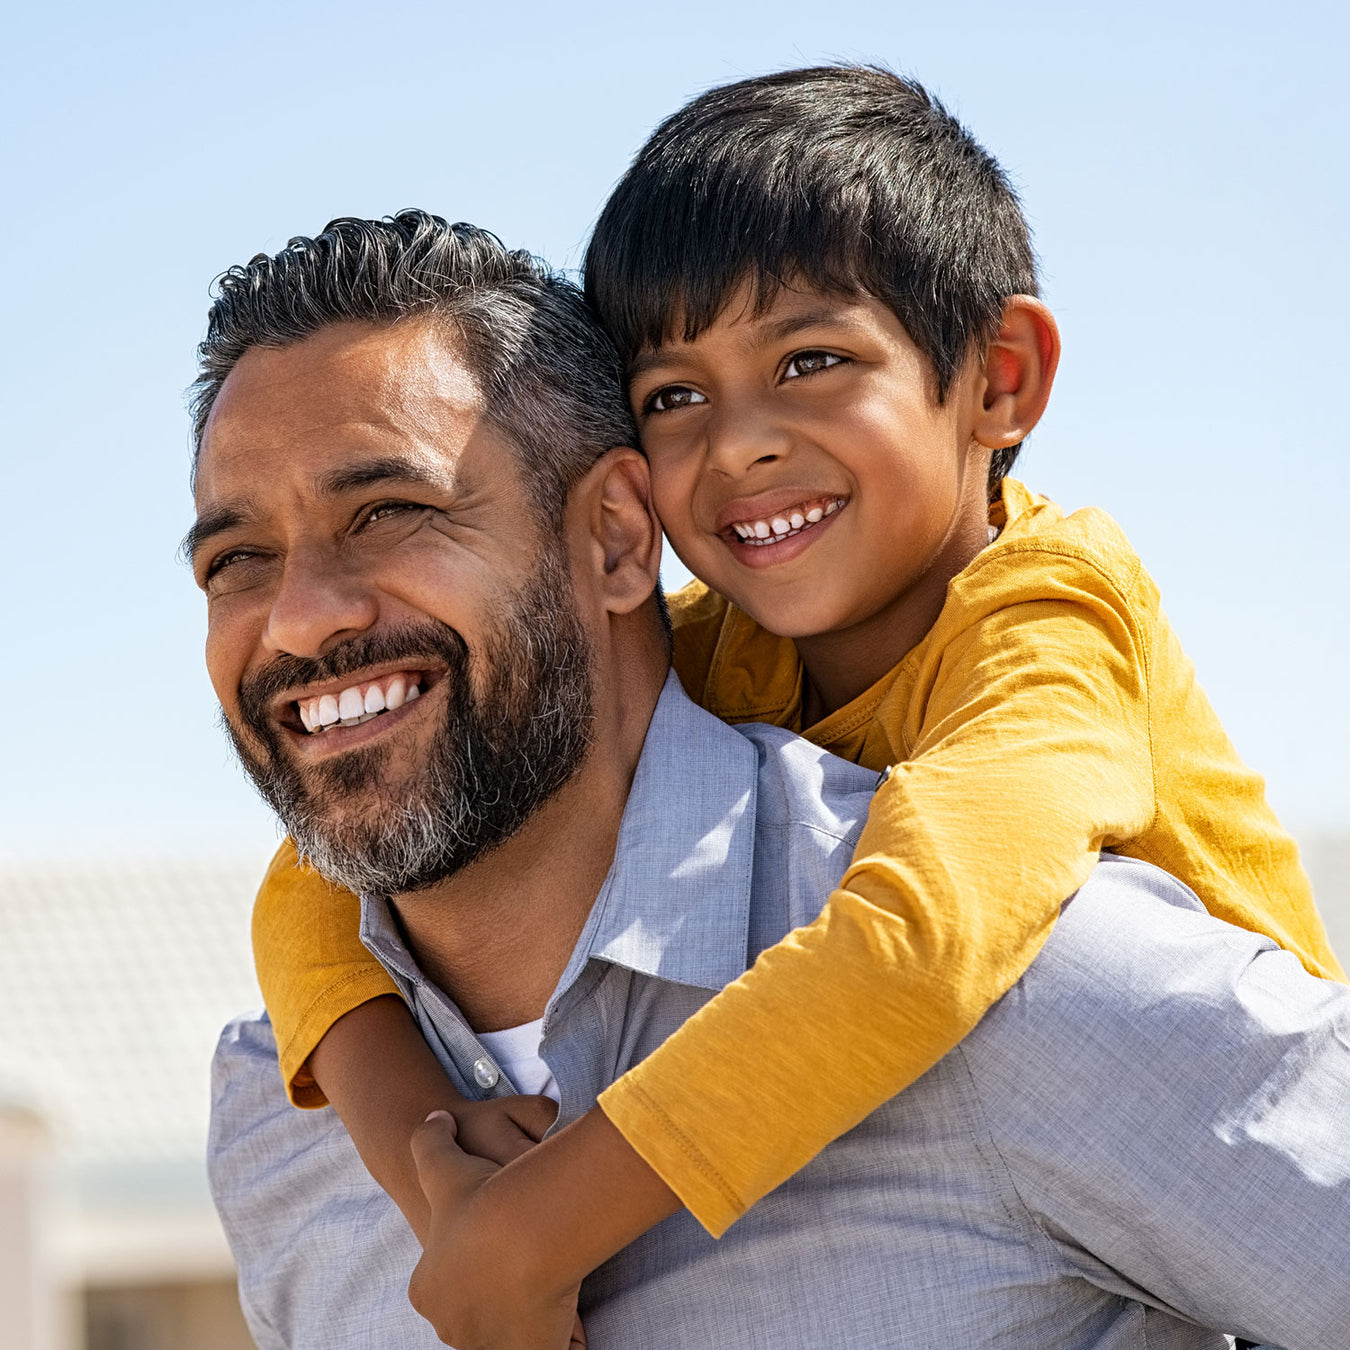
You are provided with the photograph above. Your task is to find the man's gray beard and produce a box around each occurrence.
[227,546,594,897]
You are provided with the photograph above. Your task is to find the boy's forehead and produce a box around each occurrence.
[632,281,897,367]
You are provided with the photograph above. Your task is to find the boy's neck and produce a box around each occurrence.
[794,512,993,727]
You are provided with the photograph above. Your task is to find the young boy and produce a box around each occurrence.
[250,64,1343,1343]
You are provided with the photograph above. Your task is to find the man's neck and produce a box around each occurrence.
[388,681,659,1033]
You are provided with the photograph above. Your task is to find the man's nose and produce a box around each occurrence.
[704,396,791,478]
[263,545,380,658]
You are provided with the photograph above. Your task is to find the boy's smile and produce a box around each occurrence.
[629,283,998,715]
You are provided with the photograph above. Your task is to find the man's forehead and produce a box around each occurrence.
[209,319,481,434]
[196,320,485,500]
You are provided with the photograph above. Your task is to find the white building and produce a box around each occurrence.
[0,858,268,1350]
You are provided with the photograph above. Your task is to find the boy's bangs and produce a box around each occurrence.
[589,172,907,373]
[612,222,885,364]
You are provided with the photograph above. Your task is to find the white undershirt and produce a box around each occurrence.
[475,1016,560,1102]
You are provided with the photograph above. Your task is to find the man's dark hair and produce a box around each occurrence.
[584,65,1038,495]
[193,210,637,521]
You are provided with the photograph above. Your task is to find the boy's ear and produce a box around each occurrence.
[971,297,1061,449]
[569,446,662,616]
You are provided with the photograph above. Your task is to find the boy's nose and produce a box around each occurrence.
[263,545,380,659]
[705,402,791,477]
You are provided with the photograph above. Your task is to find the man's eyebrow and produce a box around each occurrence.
[628,307,865,381]
[181,505,251,565]
[317,456,450,496]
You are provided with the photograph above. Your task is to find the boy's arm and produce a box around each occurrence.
[309,996,558,1240]
[252,839,404,1105]
[408,1106,679,1350]
[600,548,1162,1235]
[252,842,555,1239]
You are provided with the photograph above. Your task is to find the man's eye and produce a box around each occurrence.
[204,548,255,582]
[646,385,707,414]
[361,501,424,527]
[783,351,844,380]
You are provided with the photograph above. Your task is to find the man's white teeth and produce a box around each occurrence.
[297,675,422,734]
[731,497,845,547]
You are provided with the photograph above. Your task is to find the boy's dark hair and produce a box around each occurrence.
[584,66,1038,496]
[192,210,637,522]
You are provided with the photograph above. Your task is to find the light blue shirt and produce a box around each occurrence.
[209,675,1349,1349]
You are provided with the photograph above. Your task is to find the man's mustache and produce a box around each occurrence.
[236,621,467,740]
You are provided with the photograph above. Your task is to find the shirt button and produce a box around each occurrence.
[472,1058,500,1090]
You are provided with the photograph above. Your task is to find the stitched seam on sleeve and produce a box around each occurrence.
[277,969,403,1099]
[608,1077,745,1224]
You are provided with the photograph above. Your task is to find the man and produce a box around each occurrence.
[200,212,1346,1349]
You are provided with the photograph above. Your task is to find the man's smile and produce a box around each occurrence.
[263,663,448,757]
[295,670,426,734]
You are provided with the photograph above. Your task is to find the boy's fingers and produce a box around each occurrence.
[506,1093,559,1142]
[410,1111,486,1208]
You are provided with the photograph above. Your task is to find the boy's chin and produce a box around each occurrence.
[722,582,853,642]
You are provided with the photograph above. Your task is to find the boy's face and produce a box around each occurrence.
[628,283,994,648]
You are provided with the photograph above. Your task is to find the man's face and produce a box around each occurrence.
[191,320,592,895]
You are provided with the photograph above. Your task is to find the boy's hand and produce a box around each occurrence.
[452,1093,558,1166]
[409,1111,585,1350]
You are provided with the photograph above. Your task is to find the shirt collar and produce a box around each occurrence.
[361,671,760,1004]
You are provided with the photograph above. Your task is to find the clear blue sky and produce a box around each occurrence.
[2,0,1346,861]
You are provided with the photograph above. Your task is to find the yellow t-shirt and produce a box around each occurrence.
[251,479,1343,1231]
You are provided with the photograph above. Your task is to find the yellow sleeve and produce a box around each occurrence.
[252,839,402,1107]
[599,545,1158,1235]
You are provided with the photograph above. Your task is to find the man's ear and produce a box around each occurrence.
[570,447,662,616]
[970,297,1061,450]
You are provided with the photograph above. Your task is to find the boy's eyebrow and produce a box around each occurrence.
[628,306,867,379]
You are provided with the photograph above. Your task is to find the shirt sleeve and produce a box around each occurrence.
[970,855,1350,1349]
[252,839,401,1107]
[599,544,1159,1235]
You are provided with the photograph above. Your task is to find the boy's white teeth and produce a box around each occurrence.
[730,497,845,547]
[297,674,423,734]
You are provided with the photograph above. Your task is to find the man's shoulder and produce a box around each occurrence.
[735,719,879,845]
[966,853,1347,1120]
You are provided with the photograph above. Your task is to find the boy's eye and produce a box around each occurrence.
[783,350,844,380]
[646,385,707,414]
